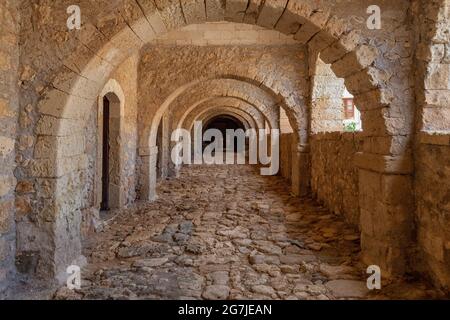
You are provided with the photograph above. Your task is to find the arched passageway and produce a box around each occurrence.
[0,0,449,300]
[202,115,246,153]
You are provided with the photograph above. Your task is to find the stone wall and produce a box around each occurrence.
[310,132,363,227]
[412,0,450,291]
[82,55,139,235]
[414,0,450,132]
[309,55,345,133]
[415,133,450,291]
[112,55,139,206]
[0,0,19,291]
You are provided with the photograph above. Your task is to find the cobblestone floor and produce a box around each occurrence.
[54,164,444,300]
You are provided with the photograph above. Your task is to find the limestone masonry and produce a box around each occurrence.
[0,0,449,299]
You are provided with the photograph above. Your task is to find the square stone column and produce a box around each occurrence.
[139,146,159,201]
[355,152,414,277]
[160,114,171,179]
[168,140,180,177]
[291,144,310,197]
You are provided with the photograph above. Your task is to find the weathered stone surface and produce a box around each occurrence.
[133,258,169,268]
[325,280,368,299]
[202,285,230,300]
[319,264,357,280]
[309,132,363,227]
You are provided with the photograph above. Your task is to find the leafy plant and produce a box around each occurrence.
[344,122,357,132]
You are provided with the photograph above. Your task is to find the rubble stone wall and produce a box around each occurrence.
[415,134,450,290]
[310,133,363,228]
[413,0,450,291]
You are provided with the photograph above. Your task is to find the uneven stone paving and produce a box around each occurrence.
[55,165,443,300]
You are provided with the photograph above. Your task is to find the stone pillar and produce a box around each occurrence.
[139,146,159,201]
[291,144,310,197]
[355,152,414,277]
[168,140,179,177]
[160,114,171,179]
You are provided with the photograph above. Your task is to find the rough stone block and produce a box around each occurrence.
[243,0,263,25]
[28,154,88,178]
[180,0,207,24]
[34,134,85,159]
[0,175,16,197]
[153,0,186,30]
[0,199,14,233]
[344,68,382,95]
[294,21,320,44]
[355,152,413,175]
[331,45,378,79]
[38,89,93,120]
[419,132,450,146]
[206,0,225,21]
[0,136,14,157]
[425,63,450,90]
[256,0,288,29]
[422,107,450,132]
[35,116,84,137]
[360,232,407,277]
[423,89,450,108]
[320,30,362,64]
[225,0,248,23]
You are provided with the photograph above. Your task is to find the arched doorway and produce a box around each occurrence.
[97,92,122,211]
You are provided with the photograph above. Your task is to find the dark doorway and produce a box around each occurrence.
[156,120,162,180]
[101,96,110,211]
[203,115,246,153]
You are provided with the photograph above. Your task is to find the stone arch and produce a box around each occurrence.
[159,96,267,179]
[195,110,253,132]
[179,97,271,132]
[142,73,304,151]
[198,112,250,157]
[96,79,126,210]
[138,73,293,201]
[196,108,255,129]
[310,55,356,133]
[20,1,398,280]
[168,79,282,130]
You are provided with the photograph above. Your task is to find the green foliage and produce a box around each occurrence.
[344,122,357,132]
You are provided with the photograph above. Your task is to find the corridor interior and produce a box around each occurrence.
[1,0,450,300]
